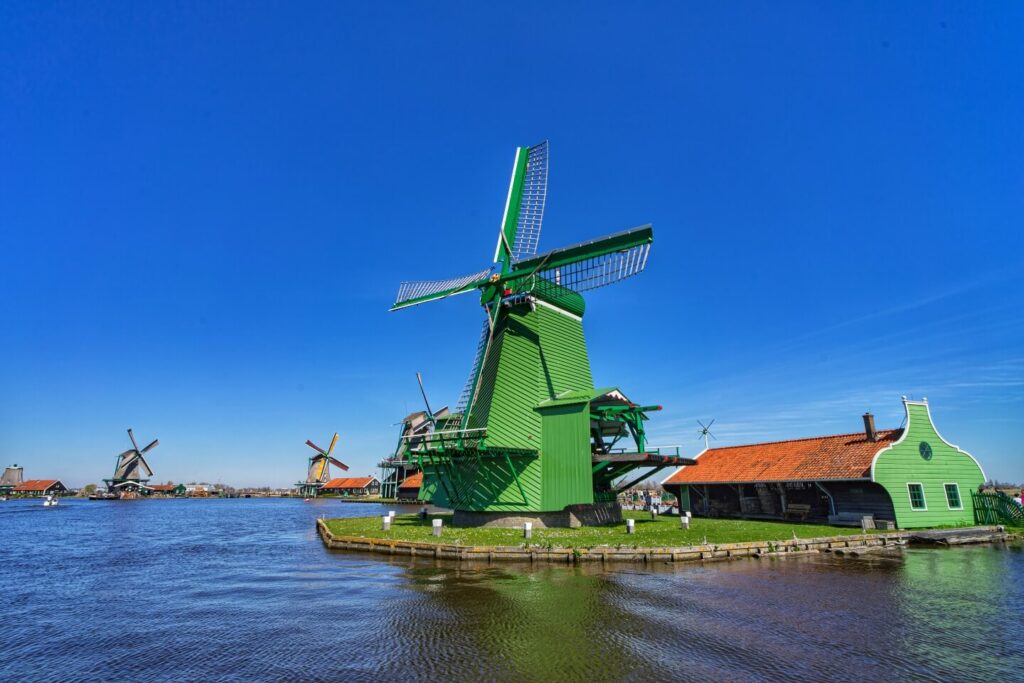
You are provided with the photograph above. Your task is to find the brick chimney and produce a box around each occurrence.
[862,412,877,442]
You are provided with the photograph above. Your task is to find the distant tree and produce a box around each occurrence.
[83,483,97,494]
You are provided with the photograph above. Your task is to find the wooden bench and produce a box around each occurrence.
[783,503,811,521]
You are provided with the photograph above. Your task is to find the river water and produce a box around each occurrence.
[1,497,1020,682]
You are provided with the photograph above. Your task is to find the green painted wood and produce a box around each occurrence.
[676,484,691,513]
[498,146,529,272]
[538,404,594,510]
[872,401,985,529]
[971,491,1024,527]
[451,300,595,512]
[470,302,593,452]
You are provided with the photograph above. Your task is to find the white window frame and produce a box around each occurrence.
[943,482,963,510]
[907,482,928,511]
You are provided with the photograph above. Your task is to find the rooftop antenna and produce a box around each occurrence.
[697,419,717,450]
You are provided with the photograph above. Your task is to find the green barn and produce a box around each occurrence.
[663,398,986,529]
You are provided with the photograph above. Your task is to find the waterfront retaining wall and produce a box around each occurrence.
[316,519,919,564]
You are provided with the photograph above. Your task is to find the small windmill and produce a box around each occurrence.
[697,420,717,450]
[104,428,159,496]
[298,433,348,498]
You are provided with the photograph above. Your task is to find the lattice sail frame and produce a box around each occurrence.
[394,268,492,308]
[510,141,548,262]
[533,241,650,293]
[456,320,491,414]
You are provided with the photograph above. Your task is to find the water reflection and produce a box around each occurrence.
[0,498,1020,682]
[380,546,1023,682]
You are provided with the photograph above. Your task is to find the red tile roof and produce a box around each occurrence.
[149,484,178,492]
[13,479,63,492]
[399,472,423,489]
[663,430,902,485]
[322,476,378,490]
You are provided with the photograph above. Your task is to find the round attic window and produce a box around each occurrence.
[919,441,933,461]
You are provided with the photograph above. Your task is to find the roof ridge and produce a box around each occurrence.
[703,428,901,452]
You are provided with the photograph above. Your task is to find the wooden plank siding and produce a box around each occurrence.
[872,402,985,528]
[824,481,896,521]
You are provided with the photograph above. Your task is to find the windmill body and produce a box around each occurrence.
[103,429,159,497]
[391,141,695,525]
[296,433,348,498]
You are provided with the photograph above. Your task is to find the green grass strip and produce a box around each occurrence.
[324,510,869,550]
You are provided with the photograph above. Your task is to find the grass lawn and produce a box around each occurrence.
[324,510,869,549]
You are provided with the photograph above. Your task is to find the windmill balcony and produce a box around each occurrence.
[403,427,487,452]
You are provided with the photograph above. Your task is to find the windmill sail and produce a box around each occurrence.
[392,267,492,310]
[513,225,652,294]
[136,452,154,477]
[456,320,491,414]
[510,141,548,262]
[493,141,549,267]
[534,241,650,293]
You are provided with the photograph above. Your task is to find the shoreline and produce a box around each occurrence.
[317,517,920,564]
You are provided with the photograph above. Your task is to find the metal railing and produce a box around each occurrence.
[401,427,487,451]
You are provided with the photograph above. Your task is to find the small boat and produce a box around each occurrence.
[0,495,7,502]
[43,495,59,507]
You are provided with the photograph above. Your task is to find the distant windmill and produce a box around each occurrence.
[104,428,159,497]
[298,433,348,498]
[697,419,717,450]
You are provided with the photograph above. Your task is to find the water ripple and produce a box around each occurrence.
[0,498,1020,682]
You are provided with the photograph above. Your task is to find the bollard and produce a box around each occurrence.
[388,510,396,521]
[432,518,443,537]
[626,518,635,535]
[686,511,692,519]
[523,521,532,539]
[382,515,392,531]
[651,507,658,520]
[679,515,690,530]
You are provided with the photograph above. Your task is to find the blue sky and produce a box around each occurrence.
[1,3,1021,487]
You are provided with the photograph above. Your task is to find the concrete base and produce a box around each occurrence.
[452,502,623,528]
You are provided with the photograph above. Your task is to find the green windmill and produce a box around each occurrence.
[391,141,695,527]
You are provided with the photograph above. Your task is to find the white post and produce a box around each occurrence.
[523,521,532,539]
[432,518,443,537]
[679,515,690,530]
[686,511,692,519]
[382,515,392,531]
[626,518,635,535]
[388,510,396,521]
